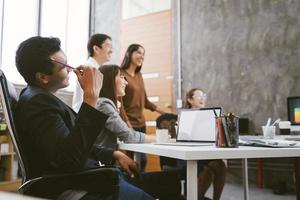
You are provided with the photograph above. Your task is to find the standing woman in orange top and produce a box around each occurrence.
[120,44,165,171]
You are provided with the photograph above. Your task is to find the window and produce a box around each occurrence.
[0,0,89,91]
[41,0,90,91]
[122,0,171,19]
[1,0,39,84]
[40,0,68,50]
[0,0,3,66]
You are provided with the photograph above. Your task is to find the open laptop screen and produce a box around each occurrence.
[176,107,222,142]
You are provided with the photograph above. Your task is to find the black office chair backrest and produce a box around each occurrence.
[0,71,120,199]
[156,113,178,169]
[0,70,27,182]
[156,113,178,138]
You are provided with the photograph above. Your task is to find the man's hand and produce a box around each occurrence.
[113,150,139,178]
[74,66,103,109]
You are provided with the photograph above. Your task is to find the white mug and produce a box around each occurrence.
[262,126,276,139]
[278,121,291,135]
[156,129,169,143]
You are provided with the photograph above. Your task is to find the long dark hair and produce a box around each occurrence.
[99,65,120,106]
[120,44,145,73]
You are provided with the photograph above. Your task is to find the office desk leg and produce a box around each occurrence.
[242,158,249,200]
[134,152,141,165]
[187,160,198,200]
[295,157,300,200]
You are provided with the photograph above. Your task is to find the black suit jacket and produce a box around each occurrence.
[16,86,112,180]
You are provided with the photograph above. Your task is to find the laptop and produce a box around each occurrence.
[155,107,222,146]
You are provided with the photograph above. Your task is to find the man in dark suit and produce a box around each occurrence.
[15,36,154,200]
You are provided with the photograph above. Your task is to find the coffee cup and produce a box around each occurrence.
[278,121,291,135]
[262,126,276,139]
[156,129,169,143]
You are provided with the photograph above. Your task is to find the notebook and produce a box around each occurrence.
[155,107,222,146]
[239,136,300,147]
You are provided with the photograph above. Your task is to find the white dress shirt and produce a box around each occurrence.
[72,57,100,113]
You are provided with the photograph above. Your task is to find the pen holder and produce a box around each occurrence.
[215,115,239,148]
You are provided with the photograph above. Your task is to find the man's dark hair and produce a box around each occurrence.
[87,33,111,57]
[156,113,178,128]
[15,36,61,85]
[120,44,145,73]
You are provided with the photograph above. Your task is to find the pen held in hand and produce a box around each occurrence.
[50,58,84,75]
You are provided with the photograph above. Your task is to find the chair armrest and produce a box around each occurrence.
[20,167,119,199]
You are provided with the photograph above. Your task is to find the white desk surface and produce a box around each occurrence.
[118,143,300,160]
[118,143,300,200]
[0,191,44,199]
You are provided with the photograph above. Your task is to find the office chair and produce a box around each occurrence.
[156,113,186,198]
[156,113,179,170]
[0,70,119,199]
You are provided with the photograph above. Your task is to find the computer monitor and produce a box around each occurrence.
[287,96,300,131]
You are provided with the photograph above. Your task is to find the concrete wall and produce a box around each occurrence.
[91,0,122,64]
[173,0,300,133]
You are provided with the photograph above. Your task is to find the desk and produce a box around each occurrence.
[0,191,44,199]
[118,143,300,200]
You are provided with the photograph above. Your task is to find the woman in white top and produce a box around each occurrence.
[185,88,226,200]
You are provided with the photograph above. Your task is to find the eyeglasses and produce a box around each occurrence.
[100,42,113,49]
[192,94,207,99]
[50,58,75,70]
[50,58,84,75]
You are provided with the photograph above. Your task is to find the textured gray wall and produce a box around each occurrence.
[175,0,300,133]
[91,0,121,64]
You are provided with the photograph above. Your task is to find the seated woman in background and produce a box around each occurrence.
[95,64,156,149]
[185,88,226,200]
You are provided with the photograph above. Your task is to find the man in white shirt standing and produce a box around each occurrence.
[72,33,113,112]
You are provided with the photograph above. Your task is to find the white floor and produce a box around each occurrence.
[206,182,296,200]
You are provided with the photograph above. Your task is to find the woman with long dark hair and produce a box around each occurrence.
[95,65,182,200]
[120,44,164,170]
[120,44,165,128]
[95,64,156,149]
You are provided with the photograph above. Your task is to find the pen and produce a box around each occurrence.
[50,58,75,70]
[266,117,271,127]
[50,58,84,75]
[271,118,280,127]
[213,109,218,117]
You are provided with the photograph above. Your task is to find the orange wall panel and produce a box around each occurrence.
[121,10,172,172]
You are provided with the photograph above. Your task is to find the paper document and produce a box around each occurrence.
[239,137,300,148]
